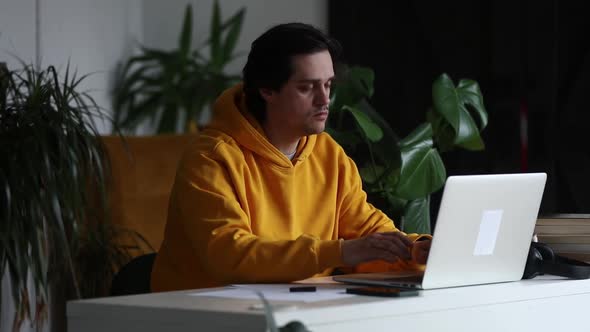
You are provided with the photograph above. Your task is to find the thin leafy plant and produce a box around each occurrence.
[112,1,245,134]
[0,62,139,330]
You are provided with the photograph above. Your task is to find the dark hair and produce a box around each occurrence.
[242,23,342,124]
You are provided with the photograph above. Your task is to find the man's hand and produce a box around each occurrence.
[341,232,413,267]
[411,239,431,265]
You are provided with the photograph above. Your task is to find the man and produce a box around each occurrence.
[151,23,431,292]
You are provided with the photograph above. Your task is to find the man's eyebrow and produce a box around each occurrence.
[294,76,335,84]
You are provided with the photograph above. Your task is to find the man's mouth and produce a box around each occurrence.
[313,111,329,118]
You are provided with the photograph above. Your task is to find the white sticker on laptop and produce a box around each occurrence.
[473,210,503,256]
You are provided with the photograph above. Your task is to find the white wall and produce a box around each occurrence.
[0,0,36,69]
[1,0,142,133]
[1,0,328,133]
[42,0,143,133]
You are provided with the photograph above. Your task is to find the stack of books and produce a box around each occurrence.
[534,214,590,263]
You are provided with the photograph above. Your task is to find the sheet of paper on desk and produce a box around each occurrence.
[188,284,355,303]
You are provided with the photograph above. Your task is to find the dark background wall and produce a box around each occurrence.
[329,0,590,215]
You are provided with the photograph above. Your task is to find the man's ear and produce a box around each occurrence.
[259,88,274,102]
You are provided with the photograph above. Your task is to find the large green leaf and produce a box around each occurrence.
[330,66,374,114]
[426,110,453,153]
[380,190,407,219]
[457,79,487,128]
[402,197,431,234]
[324,129,362,151]
[395,123,446,199]
[359,164,386,184]
[454,107,485,149]
[343,105,383,142]
[431,73,487,150]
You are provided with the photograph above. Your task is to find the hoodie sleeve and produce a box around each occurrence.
[337,155,431,271]
[337,155,400,237]
[174,145,342,284]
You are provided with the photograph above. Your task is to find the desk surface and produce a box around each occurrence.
[68,276,590,332]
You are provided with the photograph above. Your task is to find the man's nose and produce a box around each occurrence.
[315,86,330,106]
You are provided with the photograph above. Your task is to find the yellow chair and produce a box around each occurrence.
[101,134,195,256]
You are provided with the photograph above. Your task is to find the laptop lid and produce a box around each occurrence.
[335,173,547,290]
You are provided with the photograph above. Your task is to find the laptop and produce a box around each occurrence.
[334,173,547,290]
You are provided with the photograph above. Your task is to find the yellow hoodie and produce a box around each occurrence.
[151,84,426,292]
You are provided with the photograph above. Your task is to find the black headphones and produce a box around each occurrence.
[522,242,590,279]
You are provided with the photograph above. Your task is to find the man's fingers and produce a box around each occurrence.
[369,234,411,260]
[342,233,427,266]
[377,252,400,264]
[394,232,413,247]
[411,240,432,264]
[378,232,413,247]
[389,236,411,259]
[413,239,431,252]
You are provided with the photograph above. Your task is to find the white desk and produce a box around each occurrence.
[68,276,590,332]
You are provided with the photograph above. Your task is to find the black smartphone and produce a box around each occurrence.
[346,287,419,297]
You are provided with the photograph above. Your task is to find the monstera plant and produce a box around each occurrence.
[328,66,488,234]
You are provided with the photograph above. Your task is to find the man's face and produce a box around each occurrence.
[261,50,334,137]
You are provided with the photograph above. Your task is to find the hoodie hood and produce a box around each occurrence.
[206,83,317,168]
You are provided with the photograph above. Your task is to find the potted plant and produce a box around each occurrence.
[112,1,245,134]
[104,2,247,255]
[0,62,133,331]
[328,66,488,234]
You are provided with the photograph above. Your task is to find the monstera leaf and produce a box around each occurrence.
[394,123,446,200]
[431,74,488,151]
[330,66,374,114]
[343,105,383,143]
[402,196,432,234]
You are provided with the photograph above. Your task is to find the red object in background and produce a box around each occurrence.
[520,100,528,172]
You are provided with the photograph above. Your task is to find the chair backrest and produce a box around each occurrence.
[101,134,194,255]
[110,253,157,296]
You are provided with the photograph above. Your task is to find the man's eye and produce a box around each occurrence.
[298,85,312,93]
